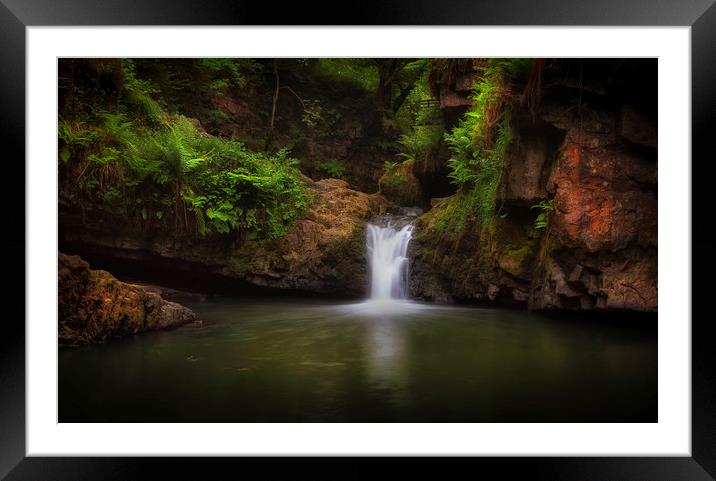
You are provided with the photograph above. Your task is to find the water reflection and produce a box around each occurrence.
[59,299,657,422]
[362,316,410,407]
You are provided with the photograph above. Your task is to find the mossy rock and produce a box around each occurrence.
[497,243,534,279]
[378,159,423,207]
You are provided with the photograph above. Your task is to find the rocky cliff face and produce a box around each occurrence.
[410,59,657,312]
[59,253,197,345]
[60,178,388,298]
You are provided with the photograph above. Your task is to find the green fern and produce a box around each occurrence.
[531,200,554,230]
[436,59,529,230]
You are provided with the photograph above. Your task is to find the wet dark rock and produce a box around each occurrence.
[58,253,197,345]
[620,103,658,148]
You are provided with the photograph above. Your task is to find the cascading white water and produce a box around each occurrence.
[366,221,414,301]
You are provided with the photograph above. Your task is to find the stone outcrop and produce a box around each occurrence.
[410,59,657,312]
[60,178,389,298]
[409,205,537,306]
[378,159,423,207]
[59,253,197,345]
[430,59,484,128]
[224,178,388,294]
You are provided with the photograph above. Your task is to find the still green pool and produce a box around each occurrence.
[59,298,657,422]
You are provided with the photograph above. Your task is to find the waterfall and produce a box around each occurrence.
[366,221,414,301]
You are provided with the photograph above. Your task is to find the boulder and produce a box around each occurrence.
[58,253,197,345]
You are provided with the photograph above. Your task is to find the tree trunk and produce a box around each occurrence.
[376,59,398,115]
[265,59,280,151]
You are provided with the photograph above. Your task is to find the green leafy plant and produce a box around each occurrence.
[315,158,345,178]
[383,160,399,172]
[122,60,164,124]
[531,199,554,230]
[301,100,323,128]
[394,71,444,166]
[436,59,528,231]
[58,60,312,241]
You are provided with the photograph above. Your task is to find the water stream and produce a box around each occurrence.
[366,219,414,301]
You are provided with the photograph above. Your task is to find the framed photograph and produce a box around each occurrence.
[3,0,714,479]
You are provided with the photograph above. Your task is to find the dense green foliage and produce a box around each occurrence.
[59,57,540,242]
[432,59,531,235]
[131,58,263,132]
[59,59,310,240]
[394,69,444,167]
[313,59,379,92]
[314,158,346,178]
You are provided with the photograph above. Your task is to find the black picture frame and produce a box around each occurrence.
[2,1,714,479]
